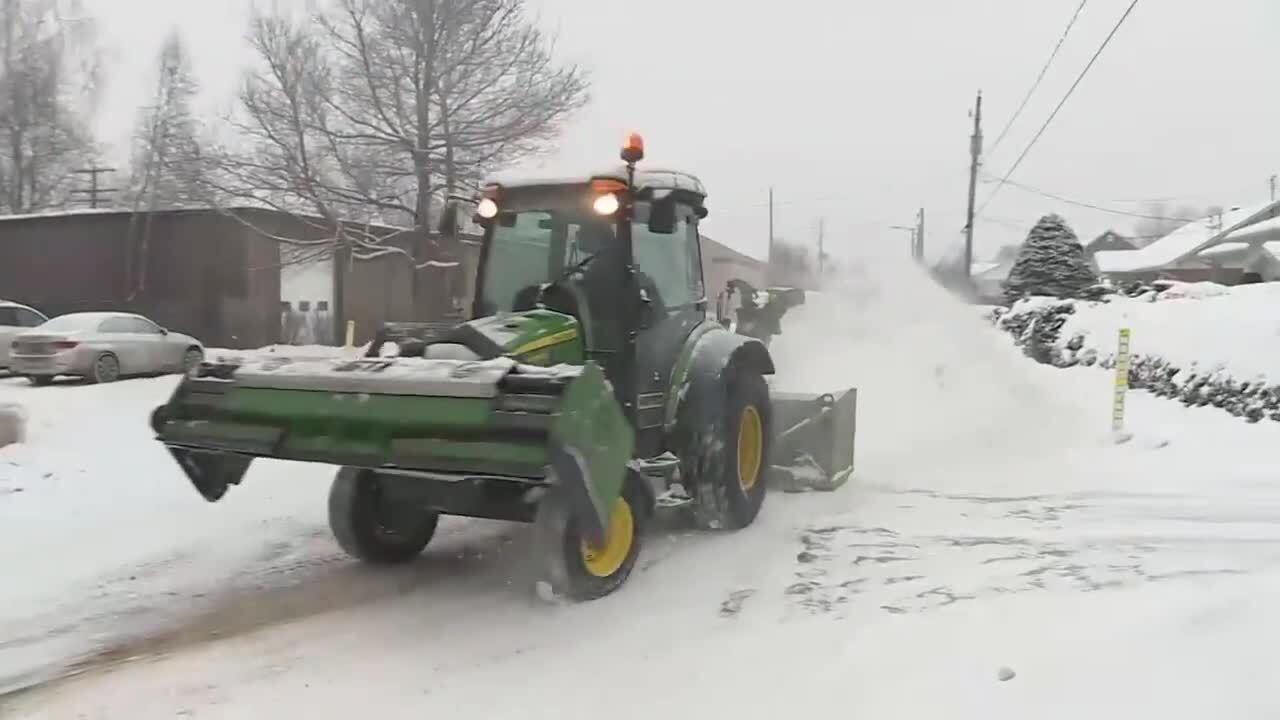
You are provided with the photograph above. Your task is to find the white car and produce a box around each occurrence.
[9,312,204,385]
[0,301,50,373]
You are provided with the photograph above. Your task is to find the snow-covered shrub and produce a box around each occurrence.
[994,298,1078,367]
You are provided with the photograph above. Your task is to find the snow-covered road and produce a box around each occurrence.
[4,257,1280,718]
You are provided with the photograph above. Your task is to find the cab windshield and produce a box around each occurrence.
[478,206,617,316]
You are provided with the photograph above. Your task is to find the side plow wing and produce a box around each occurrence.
[768,388,857,493]
[149,356,632,544]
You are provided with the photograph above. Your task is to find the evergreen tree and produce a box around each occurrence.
[1003,214,1098,303]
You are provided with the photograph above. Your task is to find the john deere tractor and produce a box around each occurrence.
[149,134,857,601]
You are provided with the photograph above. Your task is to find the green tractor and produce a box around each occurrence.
[149,134,858,601]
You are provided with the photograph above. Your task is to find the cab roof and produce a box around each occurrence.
[484,166,707,198]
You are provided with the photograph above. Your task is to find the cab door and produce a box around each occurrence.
[634,204,706,455]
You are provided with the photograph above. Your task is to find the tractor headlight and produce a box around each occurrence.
[476,197,499,219]
[592,192,619,215]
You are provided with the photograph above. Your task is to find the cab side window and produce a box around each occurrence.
[633,205,698,310]
[687,225,706,302]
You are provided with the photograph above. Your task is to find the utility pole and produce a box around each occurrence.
[915,208,926,261]
[767,186,775,283]
[69,166,118,209]
[816,217,825,281]
[964,91,983,279]
[891,225,917,256]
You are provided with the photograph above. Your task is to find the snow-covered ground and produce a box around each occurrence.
[5,257,1280,718]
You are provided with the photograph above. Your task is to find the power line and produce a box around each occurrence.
[976,0,1141,220]
[985,0,1089,159]
[983,176,1199,222]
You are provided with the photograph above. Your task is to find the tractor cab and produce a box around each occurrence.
[443,136,716,455]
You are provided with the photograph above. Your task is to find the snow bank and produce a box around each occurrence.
[992,282,1280,422]
[0,402,24,449]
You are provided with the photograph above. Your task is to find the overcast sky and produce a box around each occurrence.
[84,0,1280,264]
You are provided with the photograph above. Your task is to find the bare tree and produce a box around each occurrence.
[429,0,590,196]
[0,0,101,213]
[128,28,208,211]
[125,28,211,297]
[210,0,589,267]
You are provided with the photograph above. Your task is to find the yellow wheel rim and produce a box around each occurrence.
[581,497,635,578]
[738,405,764,491]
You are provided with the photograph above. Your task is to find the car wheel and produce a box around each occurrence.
[182,347,204,376]
[90,353,121,384]
[27,375,53,387]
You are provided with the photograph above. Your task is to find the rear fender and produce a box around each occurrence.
[667,327,775,480]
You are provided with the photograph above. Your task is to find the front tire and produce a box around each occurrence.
[328,467,439,564]
[27,375,53,387]
[690,367,772,531]
[533,473,648,602]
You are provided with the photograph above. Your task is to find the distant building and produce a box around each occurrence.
[1093,201,1280,284]
[0,207,472,348]
[701,235,766,300]
[1084,230,1137,259]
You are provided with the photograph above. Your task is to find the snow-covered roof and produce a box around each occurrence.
[1222,214,1280,244]
[1094,200,1280,273]
[1198,242,1250,258]
[0,207,135,223]
[484,166,707,197]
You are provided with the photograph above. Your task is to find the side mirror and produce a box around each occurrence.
[438,201,460,237]
[159,327,168,335]
[648,198,677,234]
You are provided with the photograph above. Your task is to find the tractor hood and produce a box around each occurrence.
[457,309,584,366]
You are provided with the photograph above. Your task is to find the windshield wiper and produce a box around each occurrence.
[549,253,597,287]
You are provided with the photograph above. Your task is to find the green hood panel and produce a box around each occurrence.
[466,309,585,366]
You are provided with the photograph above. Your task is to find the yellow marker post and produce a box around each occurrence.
[1112,328,1132,442]
[344,320,356,356]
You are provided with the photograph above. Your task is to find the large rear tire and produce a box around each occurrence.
[328,467,439,564]
[533,472,648,602]
[690,367,772,531]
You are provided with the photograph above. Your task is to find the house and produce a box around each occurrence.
[1084,230,1137,259]
[1093,200,1280,284]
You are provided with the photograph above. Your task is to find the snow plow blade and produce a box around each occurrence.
[148,356,633,545]
[768,387,857,493]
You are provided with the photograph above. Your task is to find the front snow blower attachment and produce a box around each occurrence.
[150,355,639,601]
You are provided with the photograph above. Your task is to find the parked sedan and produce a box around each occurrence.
[9,312,204,385]
[0,300,49,372]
